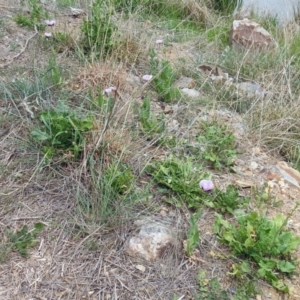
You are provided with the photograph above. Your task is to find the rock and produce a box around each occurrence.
[181,88,201,99]
[229,18,276,50]
[125,219,176,262]
[174,76,195,89]
[236,81,265,98]
[167,119,180,133]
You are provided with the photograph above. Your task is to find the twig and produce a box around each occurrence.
[0,26,38,68]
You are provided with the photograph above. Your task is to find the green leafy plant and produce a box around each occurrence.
[81,0,118,59]
[31,108,93,161]
[214,207,300,292]
[1,223,44,261]
[206,185,250,214]
[104,161,135,196]
[14,0,47,30]
[197,120,238,169]
[148,156,208,208]
[185,211,201,256]
[196,270,229,300]
[149,49,181,102]
[139,96,165,137]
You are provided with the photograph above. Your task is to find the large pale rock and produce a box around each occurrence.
[229,18,276,50]
[125,219,176,262]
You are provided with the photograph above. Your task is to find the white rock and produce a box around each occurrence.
[125,220,176,262]
[236,81,265,98]
[230,18,277,50]
[181,88,201,99]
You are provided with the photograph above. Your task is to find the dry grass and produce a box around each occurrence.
[2,0,300,299]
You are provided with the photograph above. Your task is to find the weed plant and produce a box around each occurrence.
[148,155,209,208]
[31,108,93,161]
[0,55,63,105]
[14,0,47,30]
[206,185,249,214]
[77,157,137,226]
[81,0,118,59]
[0,223,44,262]
[196,270,229,300]
[149,50,181,103]
[196,120,237,169]
[214,208,300,292]
[185,211,201,256]
[139,96,165,137]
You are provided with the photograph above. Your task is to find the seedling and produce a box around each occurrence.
[196,270,229,300]
[214,206,300,292]
[1,223,44,262]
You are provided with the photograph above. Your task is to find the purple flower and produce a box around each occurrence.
[199,179,214,192]
[44,32,52,38]
[142,75,153,82]
[155,39,163,45]
[45,20,56,26]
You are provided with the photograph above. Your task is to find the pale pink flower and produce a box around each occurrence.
[156,39,163,45]
[45,20,56,26]
[103,86,117,95]
[199,179,214,192]
[142,75,153,82]
[44,32,52,38]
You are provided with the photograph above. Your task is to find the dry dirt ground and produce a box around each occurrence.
[1,1,300,300]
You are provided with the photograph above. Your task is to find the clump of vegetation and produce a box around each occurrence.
[196,120,238,169]
[14,0,47,30]
[148,156,208,208]
[149,50,181,102]
[214,208,300,292]
[185,211,201,256]
[31,108,93,161]
[77,158,138,226]
[206,185,250,214]
[1,223,44,262]
[212,0,243,15]
[139,96,165,137]
[81,0,118,59]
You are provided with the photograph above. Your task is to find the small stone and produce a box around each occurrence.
[135,264,146,272]
[181,88,201,99]
[164,105,173,114]
[253,147,261,155]
[250,161,258,170]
